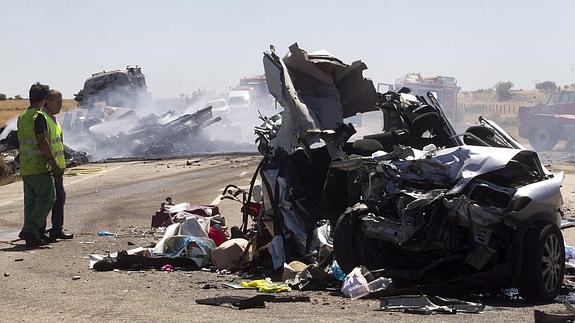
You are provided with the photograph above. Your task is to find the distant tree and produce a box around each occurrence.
[495,81,514,101]
[0,93,6,101]
[14,95,22,100]
[535,81,558,93]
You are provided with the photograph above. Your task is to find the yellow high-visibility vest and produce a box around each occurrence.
[40,110,65,169]
[17,107,49,175]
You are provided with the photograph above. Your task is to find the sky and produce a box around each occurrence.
[0,0,574,98]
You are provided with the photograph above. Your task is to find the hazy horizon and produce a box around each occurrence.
[1,0,574,98]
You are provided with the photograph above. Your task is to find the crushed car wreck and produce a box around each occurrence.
[234,43,566,303]
[64,106,222,158]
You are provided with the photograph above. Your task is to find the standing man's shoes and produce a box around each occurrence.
[25,239,41,248]
[50,232,74,240]
[19,232,45,248]
[24,237,48,248]
[41,235,58,243]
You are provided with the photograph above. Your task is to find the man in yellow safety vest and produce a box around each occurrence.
[41,89,73,240]
[17,83,63,248]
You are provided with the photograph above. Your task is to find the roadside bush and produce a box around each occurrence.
[535,81,557,93]
[495,81,514,101]
[0,93,6,101]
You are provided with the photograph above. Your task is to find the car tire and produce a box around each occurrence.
[334,205,370,274]
[528,125,559,151]
[517,222,565,303]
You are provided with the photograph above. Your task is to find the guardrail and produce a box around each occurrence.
[457,103,519,117]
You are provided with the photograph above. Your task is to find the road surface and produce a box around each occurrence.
[1,154,575,321]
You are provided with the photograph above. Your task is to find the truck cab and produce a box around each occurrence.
[518,91,575,151]
[227,90,251,110]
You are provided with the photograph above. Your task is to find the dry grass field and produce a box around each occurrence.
[0,99,77,127]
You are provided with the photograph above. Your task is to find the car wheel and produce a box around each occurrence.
[334,205,373,274]
[518,222,565,303]
[528,125,558,151]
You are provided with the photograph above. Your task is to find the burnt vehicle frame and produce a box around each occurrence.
[237,44,564,303]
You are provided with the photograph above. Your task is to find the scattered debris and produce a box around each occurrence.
[90,198,228,272]
[72,276,81,280]
[240,278,291,293]
[78,240,96,244]
[14,258,23,262]
[379,295,484,314]
[221,282,255,290]
[211,238,250,270]
[195,294,310,310]
[161,264,174,272]
[200,283,217,289]
[341,266,391,300]
[4,273,10,277]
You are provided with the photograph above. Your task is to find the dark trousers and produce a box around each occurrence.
[51,176,66,234]
[40,175,66,235]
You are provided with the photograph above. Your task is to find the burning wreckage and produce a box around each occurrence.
[64,66,223,158]
[0,104,222,169]
[0,67,225,167]
[230,43,565,303]
[61,105,221,158]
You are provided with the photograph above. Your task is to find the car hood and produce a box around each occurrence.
[375,145,543,195]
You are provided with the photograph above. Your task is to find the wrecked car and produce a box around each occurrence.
[61,105,221,158]
[243,43,565,303]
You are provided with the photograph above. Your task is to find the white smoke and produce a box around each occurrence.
[61,84,262,161]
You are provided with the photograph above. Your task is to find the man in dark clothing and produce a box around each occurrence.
[39,90,74,240]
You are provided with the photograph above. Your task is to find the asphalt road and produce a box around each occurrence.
[1,154,575,322]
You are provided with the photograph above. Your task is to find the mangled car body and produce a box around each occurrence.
[247,43,565,303]
[61,103,221,158]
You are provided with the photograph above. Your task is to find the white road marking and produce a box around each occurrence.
[0,164,132,208]
[0,164,129,207]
